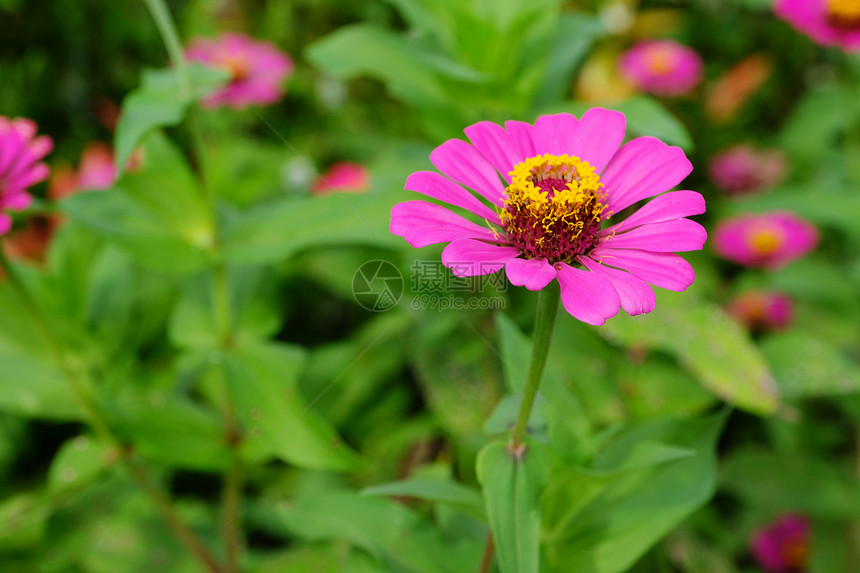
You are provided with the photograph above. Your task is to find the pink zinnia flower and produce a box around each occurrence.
[619,39,703,96]
[775,0,860,51]
[713,212,818,269]
[390,109,707,325]
[311,162,370,195]
[76,142,117,190]
[185,33,294,108]
[0,117,52,236]
[50,142,117,201]
[709,145,787,195]
[751,514,810,573]
[728,290,793,333]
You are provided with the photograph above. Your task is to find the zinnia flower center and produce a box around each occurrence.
[219,54,251,82]
[826,0,860,30]
[748,227,784,255]
[646,46,676,74]
[781,538,808,569]
[500,154,607,264]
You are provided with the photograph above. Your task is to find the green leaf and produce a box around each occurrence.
[115,63,229,169]
[108,389,231,471]
[600,292,779,415]
[412,314,503,436]
[62,131,215,274]
[477,439,550,573]
[0,494,50,552]
[780,84,860,163]
[301,310,412,426]
[222,342,362,471]
[0,349,84,420]
[168,267,281,350]
[544,412,728,573]
[306,24,455,111]
[362,477,484,515]
[532,12,604,109]
[252,488,481,573]
[760,331,860,398]
[223,190,402,264]
[721,447,855,519]
[47,435,114,494]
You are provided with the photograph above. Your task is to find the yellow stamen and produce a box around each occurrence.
[748,228,783,255]
[219,54,250,81]
[827,0,860,28]
[647,46,676,74]
[500,154,607,263]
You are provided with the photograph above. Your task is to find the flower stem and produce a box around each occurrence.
[477,531,495,573]
[509,281,560,451]
[142,0,190,94]
[0,247,224,573]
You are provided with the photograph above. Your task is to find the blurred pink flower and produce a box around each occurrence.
[0,117,52,235]
[751,514,810,572]
[619,39,703,96]
[49,142,117,201]
[713,212,818,269]
[76,143,117,190]
[728,290,793,333]
[185,33,294,108]
[311,162,370,195]
[775,0,860,51]
[391,109,707,325]
[709,145,787,195]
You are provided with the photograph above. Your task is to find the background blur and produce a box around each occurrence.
[2,0,860,572]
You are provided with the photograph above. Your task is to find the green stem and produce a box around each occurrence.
[509,282,560,451]
[212,262,233,347]
[477,531,495,573]
[0,248,224,573]
[126,460,227,573]
[222,461,243,572]
[213,263,242,572]
[142,0,190,94]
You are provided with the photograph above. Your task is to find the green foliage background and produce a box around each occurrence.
[1,0,860,572]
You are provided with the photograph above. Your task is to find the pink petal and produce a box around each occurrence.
[405,171,501,223]
[28,136,53,160]
[504,258,557,291]
[580,257,656,316]
[464,121,525,183]
[390,200,501,248]
[9,163,50,192]
[602,137,692,215]
[532,113,579,156]
[589,248,695,292]
[0,190,33,211]
[441,239,520,277]
[0,213,11,235]
[10,118,37,139]
[601,219,707,252]
[0,133,24,174]
[566,108,627,173]
[505,120,536,158]
[430,139,506,207]
[555,263,620,325]
[609,191,706,234]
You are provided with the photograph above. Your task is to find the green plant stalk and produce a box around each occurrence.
[509,281,560,450]
[0,248,225,573]
[142,0,190,95]
[477,530,495,573]
[139,0,244,565]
